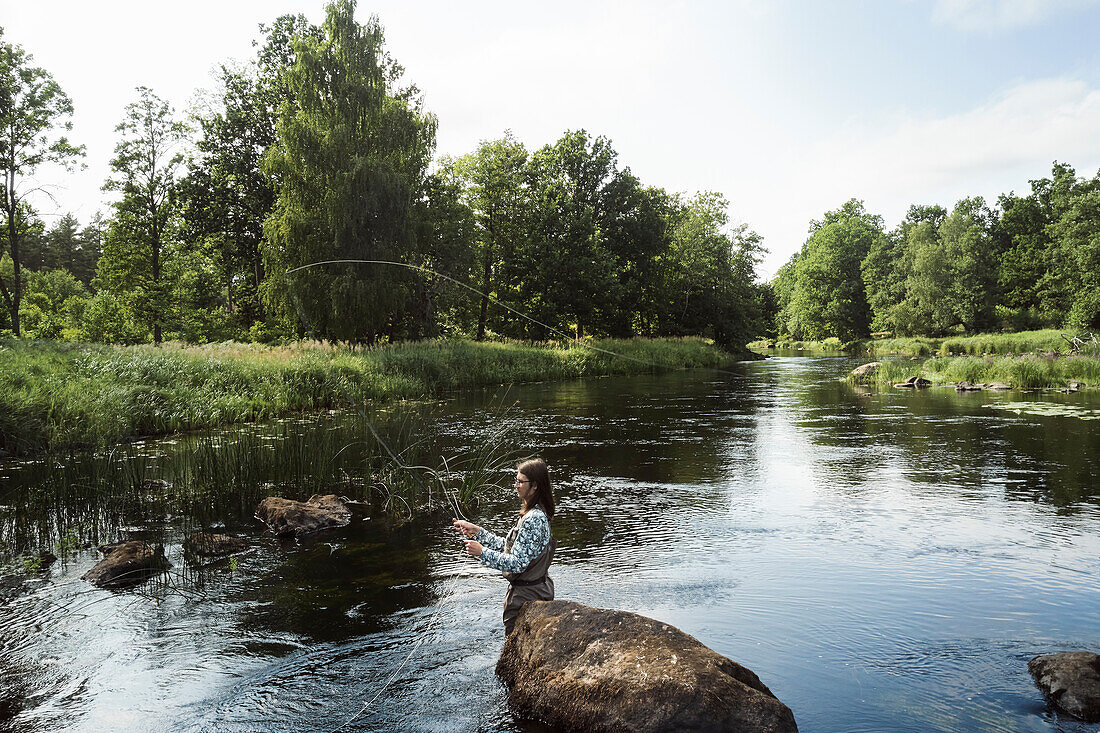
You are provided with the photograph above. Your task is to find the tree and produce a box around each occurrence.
[941,197,997,332]
[454,133,529,340]
[995,191,1049,320]
[597,174,671,337]
[407,160,478,337]
[262,0,437,342]
[783,200,881,341]
[0,32,84,335]
[523,130,619,339]
[100,87,188,343]
[180,15,322,338]
[1047,173,1100,329]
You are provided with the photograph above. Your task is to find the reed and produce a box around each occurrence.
[0,407,519,562]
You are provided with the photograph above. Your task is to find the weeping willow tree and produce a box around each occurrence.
[262,0,437,342]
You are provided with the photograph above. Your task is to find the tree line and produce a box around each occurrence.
[770,162,1100,342]
[1,2,768,349]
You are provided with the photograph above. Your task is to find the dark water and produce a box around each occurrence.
[2,356,1099,732]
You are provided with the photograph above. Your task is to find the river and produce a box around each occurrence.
[1,355,1098,732]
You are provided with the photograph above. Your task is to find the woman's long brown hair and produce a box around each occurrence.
[518,458,554,519]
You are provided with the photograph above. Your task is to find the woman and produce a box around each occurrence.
[453,458,556,635]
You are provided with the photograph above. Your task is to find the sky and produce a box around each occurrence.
[4,0,1100,277]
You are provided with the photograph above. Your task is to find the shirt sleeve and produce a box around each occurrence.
[474,527,506,553]
[479,510,550,574]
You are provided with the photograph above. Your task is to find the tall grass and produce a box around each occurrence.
[747,337,848,352]
[922,354,1100,389]
[848,353,1100,388]
[0,337,733,454]
[858,329,1099,357]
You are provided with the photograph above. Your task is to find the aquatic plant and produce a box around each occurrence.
[0,406,519,562]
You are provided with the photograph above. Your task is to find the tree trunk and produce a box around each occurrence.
[152,221,162,345]
[476,214,494,341]
[3,194,21,336]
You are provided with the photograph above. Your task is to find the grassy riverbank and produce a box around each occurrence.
[0,337,735,454]
[747,337,850,352]
[848,353,1100,389]
[751,329,1099,359]
[853,329,1100,357]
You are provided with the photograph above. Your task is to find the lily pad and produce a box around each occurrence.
[985,402,1100,420]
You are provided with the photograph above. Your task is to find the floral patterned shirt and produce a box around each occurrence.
[475,508,551,574]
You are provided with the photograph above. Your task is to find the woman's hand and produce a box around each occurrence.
[452,518,480,538]
[463,539,483,557]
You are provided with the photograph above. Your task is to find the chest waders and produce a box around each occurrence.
[501,520,556,635]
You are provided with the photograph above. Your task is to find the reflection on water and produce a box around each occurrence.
[2,356,1099,732]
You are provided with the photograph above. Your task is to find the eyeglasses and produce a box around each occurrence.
[514,478,532,486]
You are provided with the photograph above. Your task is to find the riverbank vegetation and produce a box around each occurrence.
[752,329,1100,359]
[767,164,1100,342]
[0,336,732,454]
[2,3,768,353]
[848,353,1100,390]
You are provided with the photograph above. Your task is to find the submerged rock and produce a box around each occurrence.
[497,600,798,733]
[82,541,169,588]
[255,494,353,537]
[893,375,931,389]
[1029,652,1100,722]
[183,532,248,559]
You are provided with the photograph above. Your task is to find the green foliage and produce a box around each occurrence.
[923,354,1100,389]
[452,134,529,340]
[99,87,188,344]
[0,33,85,335]
[782,199,881,341]
[262,1,437,342]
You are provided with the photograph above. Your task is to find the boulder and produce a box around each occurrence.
[850,362,881,380]
[82,541,169,588]
[183,532,248,558]
[1029,652,1100,722]
[255,494,353,537]
[955,381,983,391]
[497,600,798,733]
[893,376,931,389]
[986,382,1012,391]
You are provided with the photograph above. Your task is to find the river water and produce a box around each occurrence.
[2,355,1099,732]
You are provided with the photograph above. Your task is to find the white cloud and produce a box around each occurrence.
[928,0,1098,31]
[755,77,1100,276]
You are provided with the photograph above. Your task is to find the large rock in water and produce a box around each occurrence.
[82,541,169,588]
[1029,652,1100,722]
[850,362,881,380]
[496,600,797,733]
[254,494,352,537]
